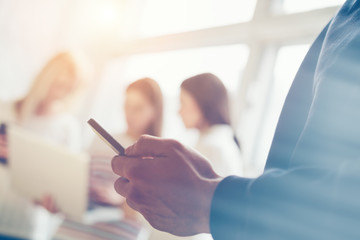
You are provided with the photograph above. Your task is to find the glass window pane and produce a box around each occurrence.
[91,44,249,143]
[123,45,248,96]
[254,44,309,168]
[137,0,256,37]
[282,0,345,14]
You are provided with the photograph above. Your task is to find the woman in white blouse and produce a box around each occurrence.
[179,73,243,177]
[169,73,243,240]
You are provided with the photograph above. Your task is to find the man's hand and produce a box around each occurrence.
[111,135,222,236]
[89,180,124,206]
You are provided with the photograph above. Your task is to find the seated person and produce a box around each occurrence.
[0,51,86,154]
[88,77,163,208]
[54,78,163,240]
[0,51,88,239]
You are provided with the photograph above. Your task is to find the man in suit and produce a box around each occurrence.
[111,1,360,239]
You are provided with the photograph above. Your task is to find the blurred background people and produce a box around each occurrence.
[179,73,243,177]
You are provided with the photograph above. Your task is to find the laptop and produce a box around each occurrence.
[7,125,90,222]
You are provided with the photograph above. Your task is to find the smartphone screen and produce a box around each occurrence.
[87,118,125,156]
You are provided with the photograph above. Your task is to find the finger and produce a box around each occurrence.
[126,135,180,157]
[114,177,131,198]
[126,198,141,212]
[111,155,139,178]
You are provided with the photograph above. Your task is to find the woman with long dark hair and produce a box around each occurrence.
[179,73,243,177]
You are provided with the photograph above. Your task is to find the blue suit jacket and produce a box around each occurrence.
[210,1,360,239]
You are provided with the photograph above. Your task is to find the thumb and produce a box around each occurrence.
[125,135,172,157]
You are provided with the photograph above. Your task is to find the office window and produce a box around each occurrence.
[252,44,310,169]
[0,0,68,100]
[282,0,344,14]
[91,44,249,144]
[137,0,256,37]
[83,0,339,170]
[122,44,248,96]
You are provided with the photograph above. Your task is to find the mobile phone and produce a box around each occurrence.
[0,123,7,165]
[87,118,125,156]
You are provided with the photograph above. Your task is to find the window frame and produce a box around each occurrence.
[88,0,341,172]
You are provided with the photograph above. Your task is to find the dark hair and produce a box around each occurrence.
[181,73,230,125]
[181,73,241,149]
[126,78,163,137]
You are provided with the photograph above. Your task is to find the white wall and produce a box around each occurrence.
[0,0,71,100]
[0,0,138,100]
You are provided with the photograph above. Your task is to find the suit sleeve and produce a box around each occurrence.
[210,6,360,240]
[287,14,360,170]
[210,166,360,240]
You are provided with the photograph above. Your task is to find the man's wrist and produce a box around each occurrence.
[197,177,223,234]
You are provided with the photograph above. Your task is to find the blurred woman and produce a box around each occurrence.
[37,77,162,240]
[58,78,164,240]
[0,51,87,157]
[0,51,89,239]
[153,73,242,240]
[179,73,243,177]
[89,77,163,207]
